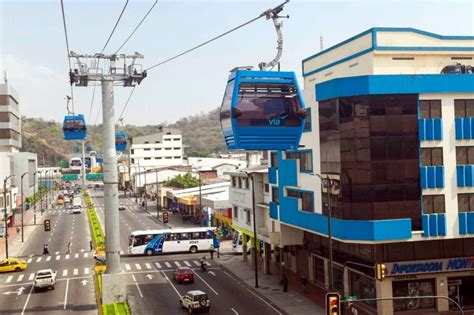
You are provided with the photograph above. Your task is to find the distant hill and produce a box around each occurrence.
[21,108,226,166]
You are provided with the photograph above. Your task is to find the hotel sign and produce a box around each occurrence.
[386,257,474,276]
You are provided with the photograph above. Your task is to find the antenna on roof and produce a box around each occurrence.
[320,33,323,51]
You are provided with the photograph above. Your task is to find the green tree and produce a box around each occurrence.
[164,173,202,189]
[186,149,211,158]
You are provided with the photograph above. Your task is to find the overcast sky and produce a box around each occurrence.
[1,0,473,125]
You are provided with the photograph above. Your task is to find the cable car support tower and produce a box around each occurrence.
[69,52,146,302]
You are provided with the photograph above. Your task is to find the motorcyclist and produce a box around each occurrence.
[200,257,207,271]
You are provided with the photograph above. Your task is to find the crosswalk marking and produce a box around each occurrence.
[27,258,32,264]
[125,264,131,271]
[46,256,51,262]
[206,261,211,266]
[145,263,152,269]
[28,273,35,281]
[154,262,162,269]
[174,261,182,267]
[183,261,191,267]
[63,270,68,277]
[56,255,61,261]
[84,253,89,258]
[135,264,142,270]
[5,276,13,284]
[84,268,90,275]
[36,257,42,263]
[65,254,70,260]
[164,262,172,268]
[17,275,24,282]
[73,269,79,276]
[74,253,79,259]
[193,260,200,267]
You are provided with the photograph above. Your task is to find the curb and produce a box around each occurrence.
[215,259,288,315]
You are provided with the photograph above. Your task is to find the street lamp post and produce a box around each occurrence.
[3,175,14,259]
[20,172,28,242]
[33,171,38,225]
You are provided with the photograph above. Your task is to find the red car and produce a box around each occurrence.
[173,266,194,284]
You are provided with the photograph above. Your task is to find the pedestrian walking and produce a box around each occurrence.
[16,226,20,234]
[209,244,215,259]
[301,275,308,295]
[43,244,49,255]
[67,241,71,254]
[90,240,94,252]
[282,272,288,292]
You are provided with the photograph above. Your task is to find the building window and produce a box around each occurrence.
[155,148,161,150]
[245,209,251,224]
[244,177,249,190]
[173,138,180,141]
[145,141,149,144]
[165,148,171,150]
[144,157,151,160]
[454,99,474,118]
[144,148,151,151]
[131,158,135,164]
[165,157,172,159]
[272,187,279,203]
[312,256,325,285]
[271,152,278,168]
[456,147,474,164]
[393,280,435,311]
[174,147,180,150]
[304,108,311,132]
[232,176,236,187]
[419,100,441,118]
[422,195,445,214]
[238,177,242,188]
[155,157,162,159]
[421,148,443,166]
[155,141,160,143]
[264,183,269,193]
[174,156,180,159]
[233,206,238,218]
[458,193,474,212]
[164,138,171,141]
[131,149,135,154]
[287,189,314,212]
[286,150,313,172]
[350,271,376,308]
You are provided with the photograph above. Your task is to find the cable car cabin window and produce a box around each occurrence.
[235,83,302,127]
[220,81,234,130]
[64,119,86,130]
[116,136,126,145]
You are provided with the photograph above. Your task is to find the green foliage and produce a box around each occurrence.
[164,173,202,189]
[186,148,211,158]
[84,192,105,252]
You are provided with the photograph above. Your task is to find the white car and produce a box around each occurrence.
[72,205,82,214]
[34,269,57,291]
[179,290,210,314]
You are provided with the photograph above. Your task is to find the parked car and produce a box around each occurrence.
[179,290,210,314]
[33,269,57,291]
[0,258,27,273]
[174,266,194,284]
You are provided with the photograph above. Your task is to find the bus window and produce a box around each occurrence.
[180,233,189,240]
[145,235,153,243]
[192,232,201,240]
[129,236,135,246]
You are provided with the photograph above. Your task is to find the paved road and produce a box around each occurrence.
[0,193,96,315]
[90,189,283,315]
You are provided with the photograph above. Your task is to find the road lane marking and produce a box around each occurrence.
[20,284,34,315]
[63,279,69,310]
[125,264,131,271]
[174,261,182,267]
[131,274,143,298]
[63,270,68,277]
[27,258,32,263]
[193,272,219,296]
[74,253,79,259]
[183,261,191,267]
[36,257,42,263]
[65,255,70,260]
[28,273,35,281]
[161,271,180,297]
[73,269,79,276]
[6,276,13,284]
[145,263,152,269]
[84,253,89,258]
[56,255,61,261]
[84,267,90,275]
[164,262,172,268]
[154,262,162,269]
[135,264,142,270]
[17,275,24,282]
[46,256,51,261]
[231,308,239,315]
[193,260,200,267]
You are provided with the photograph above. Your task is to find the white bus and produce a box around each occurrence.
[128,227,219,256]
[232,231,249,254]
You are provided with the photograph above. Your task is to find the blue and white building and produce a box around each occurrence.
[269,28,474,314]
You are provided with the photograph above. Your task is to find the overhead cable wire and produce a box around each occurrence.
[60,0,75,113]
[114,0,159,54]
[144,1,289,72]
[117,86,136,123]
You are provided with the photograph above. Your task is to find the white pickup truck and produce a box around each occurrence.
[33,269,57,291]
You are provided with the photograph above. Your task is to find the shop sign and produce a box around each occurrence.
[387,257,474,276]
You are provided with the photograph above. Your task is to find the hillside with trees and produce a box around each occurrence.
[21,107,226,166]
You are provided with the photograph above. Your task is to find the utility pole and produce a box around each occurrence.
[81,140,86,187]
[69,51,146,303]
[3,175,13,259]
[21,172,28,243]
[33,171,37,225]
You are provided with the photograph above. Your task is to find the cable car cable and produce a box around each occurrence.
[145,0,290,72]
[114,0,159,54]
[60,0,75,113]
[117,86,136,123]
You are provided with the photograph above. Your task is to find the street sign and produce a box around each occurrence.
[344,296,357,301]
[163,211,169,224]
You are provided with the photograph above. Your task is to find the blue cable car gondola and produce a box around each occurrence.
[63,115,87,140]
[220,69,306,150]
[115,131,128,151]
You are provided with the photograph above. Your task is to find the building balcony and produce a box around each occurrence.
[420,166,444,189]
[456,165,474,187]
[269,201,279,220]
[455,117,474,140]
[418,118,442,141]
[421,213,446,237]
[459,212,474,235]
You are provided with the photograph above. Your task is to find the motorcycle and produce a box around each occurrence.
[200,259,207,272]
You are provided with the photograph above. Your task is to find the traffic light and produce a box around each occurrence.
[44,219,51,232]
[376,263,387,280]
[163,211,169,224]
[326,293,340,315]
